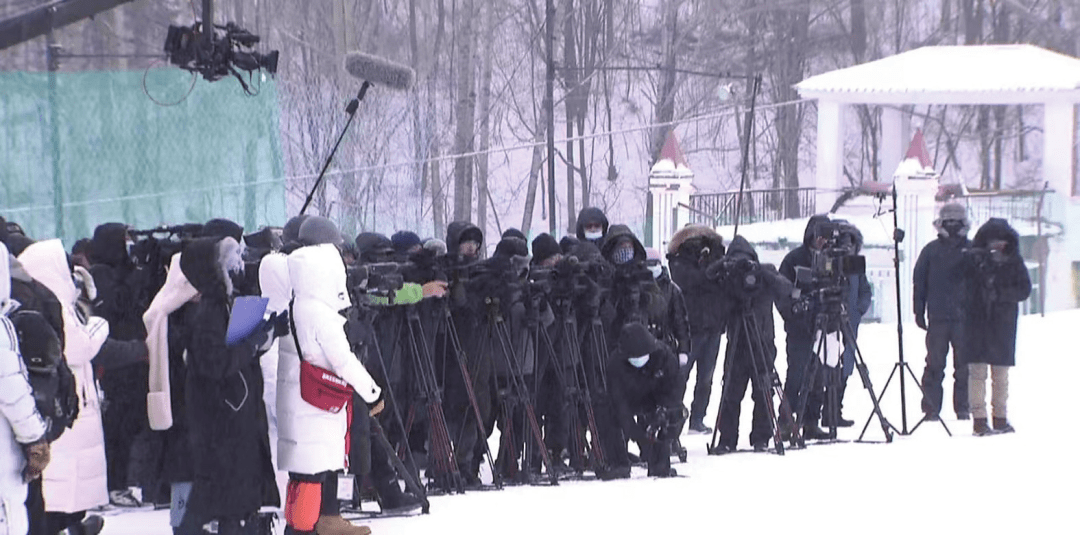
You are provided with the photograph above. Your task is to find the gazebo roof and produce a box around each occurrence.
[796,44,1080,105]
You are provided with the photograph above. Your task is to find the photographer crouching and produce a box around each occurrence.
[707,236,795,453]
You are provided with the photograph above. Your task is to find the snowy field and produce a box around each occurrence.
[98,309,1080,535]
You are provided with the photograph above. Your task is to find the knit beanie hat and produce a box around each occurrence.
[391,231,422,254]
[298,216,344,246]
[531,233,562,265]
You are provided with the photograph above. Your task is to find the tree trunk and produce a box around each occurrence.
[850,0,867,62]
[651,0,680,162]
[452,0,477,222]
[522,131,546,234]
[432,144,445,238]
[477,0,495,234]
[564,0,578,234]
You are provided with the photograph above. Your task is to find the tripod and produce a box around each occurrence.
[792,298,893,445]
[861,186,951,439]
[708,305,797,455]
[529,294,609,477]
[465,297,558,485]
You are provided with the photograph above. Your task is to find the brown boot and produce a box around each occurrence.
[973,418,995,436]
[315,515,372,535]
[992,417,1015,433]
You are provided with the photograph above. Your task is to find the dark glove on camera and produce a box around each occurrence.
[915,312,927,331]
[791,296,811,316]
[267,311,290,338]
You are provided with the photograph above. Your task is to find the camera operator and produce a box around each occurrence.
[822,220,872,428]
[913,204,972,421]
[576,207,610,247]
[439,221,489,486]
[962,218,1030,436]
[708,236,794,453]
[599,226,664,345]
[779,215,833,440]
[667,225,727,434]
[86,223,154,508]
[643,248,690,364]
[528,234,570,473]
[390,231,423,260]
[607,323,682,478]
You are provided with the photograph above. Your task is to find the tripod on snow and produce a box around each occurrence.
[708,305,798,455]
[528,293,609,478]
[791,295,893,446]
[463,296,558,485]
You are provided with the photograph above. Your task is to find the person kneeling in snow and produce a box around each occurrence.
[607,323,683,478]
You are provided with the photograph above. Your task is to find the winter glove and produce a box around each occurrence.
[791,296,812,316]
[368,398,385,417]
[268,311,290,338]
[422,280,449,299]
[914,312,927,331]
[22,439,50,482]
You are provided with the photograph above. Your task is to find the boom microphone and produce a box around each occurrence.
[344,52,416,91]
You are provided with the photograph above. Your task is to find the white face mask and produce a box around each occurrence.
[648,265,663,279]
[628,354,650,368]
[584,230,603,241]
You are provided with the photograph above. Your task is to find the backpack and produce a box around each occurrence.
[10,309,80,442]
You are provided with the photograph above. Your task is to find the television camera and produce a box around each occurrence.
[164,21,278,91]
[794,220,866,309]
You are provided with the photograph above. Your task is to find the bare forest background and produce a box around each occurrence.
[2,0,1079,243]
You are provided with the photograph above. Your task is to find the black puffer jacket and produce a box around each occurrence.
[913,233,971,322]
[716,236,793,362]
[962,219,1031,367]
[600,225,665,340]
[89,223,149,341]
[179,237,279,521]
[650,269,691,356]
[608,326,681,444]
[779,215,831,336]
[667,225,727,334]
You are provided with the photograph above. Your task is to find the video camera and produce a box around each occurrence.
[707,256,763,305]
[794,220,866,309]
[346,262,407,304]
[164,21,279,88]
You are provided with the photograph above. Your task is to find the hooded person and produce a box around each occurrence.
[599,225,664,366]
[709,236,795,453]
[777,215,834,441]
[643,247,690,362]
[666,224,728,434]
[822,220,872,428]
[501,228,527,242]
[0,241,50,535]
[176,236,280,535]
[963,218,1030,436]
[913,203,973,422]
[280,243,381,535]
[607,323,681,478]
[87,222,155,506]
[445,221,484,264]
[575,207,609,246]
[19,240,111,535]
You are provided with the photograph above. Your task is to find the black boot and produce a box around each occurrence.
[973,417,995,436]
[821,379,854,428]
[80,515,105,535]
[992,417,1015,433]
[803,422,831,441]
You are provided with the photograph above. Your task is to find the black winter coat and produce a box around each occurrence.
[667,225,727,334]
[718,236,794,361]
[962,219,1031,367]
[650,270,691,356]
[779,215,831,336]
[913,234,971,322]
[179,238,279,520]
[607,347,681,444]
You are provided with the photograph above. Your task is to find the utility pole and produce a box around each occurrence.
[545,0,556,235]
[47,29,63,240]
[202,0,213,45]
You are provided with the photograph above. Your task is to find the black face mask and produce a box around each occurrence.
[941,220,966,238]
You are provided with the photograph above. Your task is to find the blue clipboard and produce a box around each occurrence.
[226,296,269,346]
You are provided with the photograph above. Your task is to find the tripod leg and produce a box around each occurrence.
[842,320,893,443]
[743,314,784,455]
[370,418,430,513]
[444,316,502,488]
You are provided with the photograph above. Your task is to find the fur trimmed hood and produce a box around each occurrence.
[667,225,723,257]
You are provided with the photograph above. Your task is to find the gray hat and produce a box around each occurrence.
[282,215,311,244]
[937,203,967,222]
[298,216,344,246]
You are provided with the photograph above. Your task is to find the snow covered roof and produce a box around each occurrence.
[797,45,1080,105]
[650,130,693,178]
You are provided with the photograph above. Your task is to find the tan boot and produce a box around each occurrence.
[315,515,372,535]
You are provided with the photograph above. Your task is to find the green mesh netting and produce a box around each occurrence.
[0,68,286,245]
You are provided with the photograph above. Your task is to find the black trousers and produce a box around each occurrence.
[921,320,969,416]
[101,365,150,492]
[717,346,773,448]
[784,333,824,422]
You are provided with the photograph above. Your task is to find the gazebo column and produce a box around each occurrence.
[881,105,909,183]
[1043,102,1076,196]
[815,100,844,212]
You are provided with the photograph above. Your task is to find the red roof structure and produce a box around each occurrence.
[658,130,690,170]
[904,128,933,170]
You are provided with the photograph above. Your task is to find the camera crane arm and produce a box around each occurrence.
[0,0,138,52]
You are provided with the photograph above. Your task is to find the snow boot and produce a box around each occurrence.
[314,515,371,535]
[80,515,105,535]
[376,479,423,514]
[802,423,831,441]
[973,418,995,436]
[992,418,1015,434]
[688,419,712,434]
[752,441,769,453]
[957,412,971,421]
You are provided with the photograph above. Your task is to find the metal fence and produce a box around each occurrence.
[689,187,816,227]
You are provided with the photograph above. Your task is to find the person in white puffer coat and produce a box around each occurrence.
[279,242,381,535]
[18,240,110,534]
[0,242,49,535]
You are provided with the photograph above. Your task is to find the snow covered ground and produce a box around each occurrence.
[99,309,1080,535]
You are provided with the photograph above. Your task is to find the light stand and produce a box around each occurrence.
[858,185,951,439]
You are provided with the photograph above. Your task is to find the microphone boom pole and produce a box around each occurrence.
[299,81,372,216]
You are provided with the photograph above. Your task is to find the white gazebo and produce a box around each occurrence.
[649,130,696,253]
[797,44,1080,314]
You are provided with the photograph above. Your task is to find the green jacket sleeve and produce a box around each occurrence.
[367,283,425,307]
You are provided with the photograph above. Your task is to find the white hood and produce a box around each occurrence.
[259,252,292,314]
[288,244,351,313]
[0,242,11,315]
[18,240,77,306]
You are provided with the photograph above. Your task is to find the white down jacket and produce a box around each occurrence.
[0,242,47,535]
[277,245,381,474]
[19,240,110,514]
